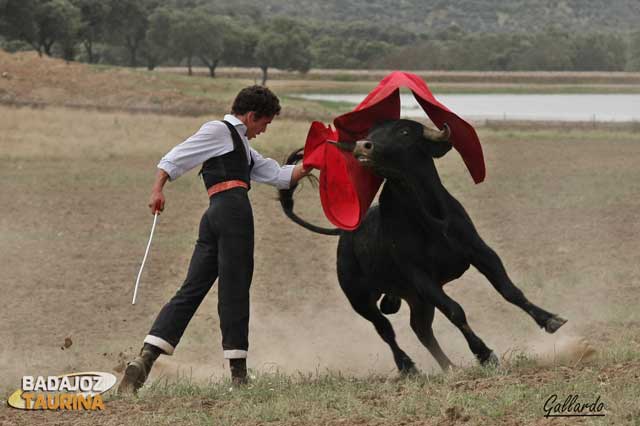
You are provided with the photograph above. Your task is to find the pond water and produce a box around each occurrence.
[296,93,640,122]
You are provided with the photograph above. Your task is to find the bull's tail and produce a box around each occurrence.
[279,148,341,236]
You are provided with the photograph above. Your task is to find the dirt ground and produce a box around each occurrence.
[1,52,639,424]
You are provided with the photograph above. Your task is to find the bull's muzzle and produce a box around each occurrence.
[327,139,373,165]
[353,139,374,165]
[327,140,356,152]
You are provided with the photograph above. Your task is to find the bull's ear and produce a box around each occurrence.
[430,140,452,158]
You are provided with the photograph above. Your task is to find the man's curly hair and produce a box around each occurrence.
[231,85,281,119]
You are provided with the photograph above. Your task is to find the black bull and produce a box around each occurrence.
[279,119,567,373]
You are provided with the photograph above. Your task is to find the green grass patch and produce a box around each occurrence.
[104,339,640,425]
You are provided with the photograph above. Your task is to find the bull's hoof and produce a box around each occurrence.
[399,364,420,378]
[480,351,500,367]
[444,363,459,372]
[544,315,568,334]
[380,295,401,315]
[396,355,418,376]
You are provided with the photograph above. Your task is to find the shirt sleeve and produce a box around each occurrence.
[249,148,295,189]
[157,121,234,181]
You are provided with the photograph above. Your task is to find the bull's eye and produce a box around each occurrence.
[400,128,409,136]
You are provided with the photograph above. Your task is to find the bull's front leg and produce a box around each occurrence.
[347,292,418,375]
[469,238,567,333]
[407,267,499,366]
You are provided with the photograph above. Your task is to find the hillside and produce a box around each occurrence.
[0,50,226,116]
[253,0,640,33]
[0,50,341,119]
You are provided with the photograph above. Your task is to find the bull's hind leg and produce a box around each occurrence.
[470,239,567,333]
[407,299,454,370]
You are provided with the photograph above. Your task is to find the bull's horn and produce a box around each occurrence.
[422,123,451,142]
[327,140,356,152]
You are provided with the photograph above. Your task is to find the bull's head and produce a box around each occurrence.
[331,119,452,178]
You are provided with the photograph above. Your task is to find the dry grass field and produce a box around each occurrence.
[1,51,640,425]
[1,104,639,425]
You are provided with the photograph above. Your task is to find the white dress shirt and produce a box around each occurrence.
[157,114,295,189]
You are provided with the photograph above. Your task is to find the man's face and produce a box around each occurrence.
[245,112,273,139]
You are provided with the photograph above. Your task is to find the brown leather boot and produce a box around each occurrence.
[117,344,161,395]
[229,358,248,385]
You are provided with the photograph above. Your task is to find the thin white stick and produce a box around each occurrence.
[132,212,159,305]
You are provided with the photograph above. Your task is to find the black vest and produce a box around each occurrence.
[200,120,254,191]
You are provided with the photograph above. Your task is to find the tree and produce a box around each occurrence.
[509,28,575,71]
[221,25,258,68]
[627,31,640,71]
[349,39,391,65]
[372,39,454,70]
[169,10,242,77]
[573,33,626,71]
[1,0,81,57]
[72,0,110,63]
[193,17,259,77]
[195,15,226,78]
[0,0,37,50]
[310,35,391,69]
[34,0,81,57]
[254,18,312,85]
[334,20,415,45]
[142,7,174,70]
[311,36,355,69]
[106,0,149,67]
[169,9,203,76]
[0,0,9,34]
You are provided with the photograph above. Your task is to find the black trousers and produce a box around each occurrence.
[146,187,254,359]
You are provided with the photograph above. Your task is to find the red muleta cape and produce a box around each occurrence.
[302,71,485,231]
